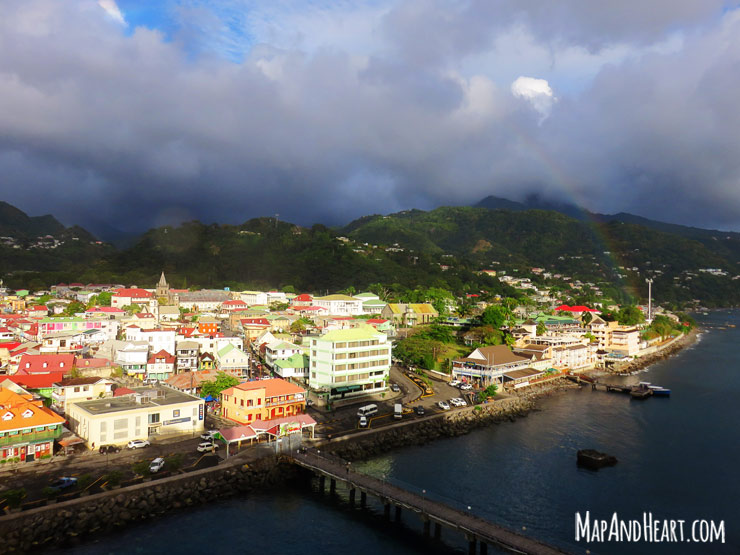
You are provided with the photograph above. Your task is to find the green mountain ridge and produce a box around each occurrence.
[1,201,738,307]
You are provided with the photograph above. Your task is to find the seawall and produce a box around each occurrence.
[0,453,296,554]
[318,396,535,461]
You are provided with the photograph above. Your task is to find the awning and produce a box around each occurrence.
[58,436,85,447]
[334,384,362,393]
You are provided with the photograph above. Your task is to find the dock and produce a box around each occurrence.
[290,449,569,555]
[566,375,657,399]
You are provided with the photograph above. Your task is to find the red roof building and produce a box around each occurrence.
[17,354,75,375]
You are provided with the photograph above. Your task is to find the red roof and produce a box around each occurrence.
[113,387,135,397]
[113,288,153,299]
[148,349,175,364]
[555,304,599,313]
[366,319,388,324]
[222,300,247,307]
[292,294,313,302]
[86,307,125,314]
[74,357,111,368]
[6,372,66,389]
[17,354,75,374]
[0,342,22,351]
[240,318,270,326]
[29,305,47,311]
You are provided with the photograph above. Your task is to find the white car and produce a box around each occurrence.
[196,442,219,453]
[437,401,451,411]
[448,380,462,388]
[127,439,150,449]
[450,397,468,407]
[149,457,165,473]
[459,383,473,391]
[358,416,368,428]
[200,430,218,441]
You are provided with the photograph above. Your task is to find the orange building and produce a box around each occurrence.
[197,316,219,335]
[0,388,65,462]
[221,378,306,425]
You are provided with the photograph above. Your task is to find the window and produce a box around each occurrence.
[148,413,160,424]
[312,372,316,379]
[74,387,80,393]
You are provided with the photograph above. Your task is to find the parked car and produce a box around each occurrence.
[149,457,165,473]
[437,401,451,411]
[99,444,121,454]
[459,383,473,391]
[358,416,368,428]
[450,397,468,407]
[449,380,462,388]
[48,477,77,492]
[390,383,400,392]
[414,405,425,416]
[127,439,151,449]
[196,442,219,453]
[200,430,218,441]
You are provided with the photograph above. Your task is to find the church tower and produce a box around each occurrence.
[156,271,169,300]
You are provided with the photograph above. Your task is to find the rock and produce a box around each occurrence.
[577,449,618,470]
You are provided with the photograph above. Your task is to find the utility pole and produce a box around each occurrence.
[645,278,653,321]
[275,214,279,228]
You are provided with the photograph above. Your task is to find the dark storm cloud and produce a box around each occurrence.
[0,0,740,234]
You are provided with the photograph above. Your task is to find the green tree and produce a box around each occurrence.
[62,301,85,316]
[480,305,507,328]
[617,305,645,326]
[200,372,240,399]
[536,322,547,336]
[581,312,593,325]
[281,285,296,294]
[290,320,306,334]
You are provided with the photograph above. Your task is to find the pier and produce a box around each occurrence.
[566,375,656,399]
[290,449,569,555]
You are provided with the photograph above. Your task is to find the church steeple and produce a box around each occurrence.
[156,271,169,300]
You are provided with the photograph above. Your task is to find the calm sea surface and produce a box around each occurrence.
[59,310,739,554]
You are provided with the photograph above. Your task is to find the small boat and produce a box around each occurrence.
[648,385,671,397]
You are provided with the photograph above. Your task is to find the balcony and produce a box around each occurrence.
[0,427,62,447]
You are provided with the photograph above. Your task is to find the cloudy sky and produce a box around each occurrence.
[1,0,740,234]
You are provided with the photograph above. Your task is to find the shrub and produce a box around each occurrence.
[132,461,150,477]
[474,405,482,413]
[42,487,58,499]
[104,470,123,487]
[166,453,184,472]
[77,474,94,490]
[39,454,52,460]
[1,488,26,508]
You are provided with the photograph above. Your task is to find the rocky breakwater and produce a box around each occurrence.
[0,454,295,554]
[326,397,535,461]
[610,330,697,374]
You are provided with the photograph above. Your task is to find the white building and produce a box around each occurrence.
[125,327,176,356]
[264,340,302,370]
[67,387,205,447]
[313,294,365,316]
[239,291,268,306]
[309,325,390,400]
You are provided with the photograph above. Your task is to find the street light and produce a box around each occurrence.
[645,278,654,321]
[422,489,426,514]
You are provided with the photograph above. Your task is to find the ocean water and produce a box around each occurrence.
[58,310,739,554]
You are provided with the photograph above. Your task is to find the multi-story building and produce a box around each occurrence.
[67,387,205,447]
[312,295,365,316]
[264,340,302,370]
[215,344,250,378]
[175,341,199,373]
[0,387,65,462]
[113,341,149,378]
[308,325,390,400]
[452,345,534,386]
[51,377,115,414]
[146,350,176,381]
[221,378,306,424]
[125,327,176,356]
[38,317,118,342]
[111,288,154,309]
[610,327,641,356]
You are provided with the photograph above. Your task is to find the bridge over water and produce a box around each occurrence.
[289,450,569,555]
